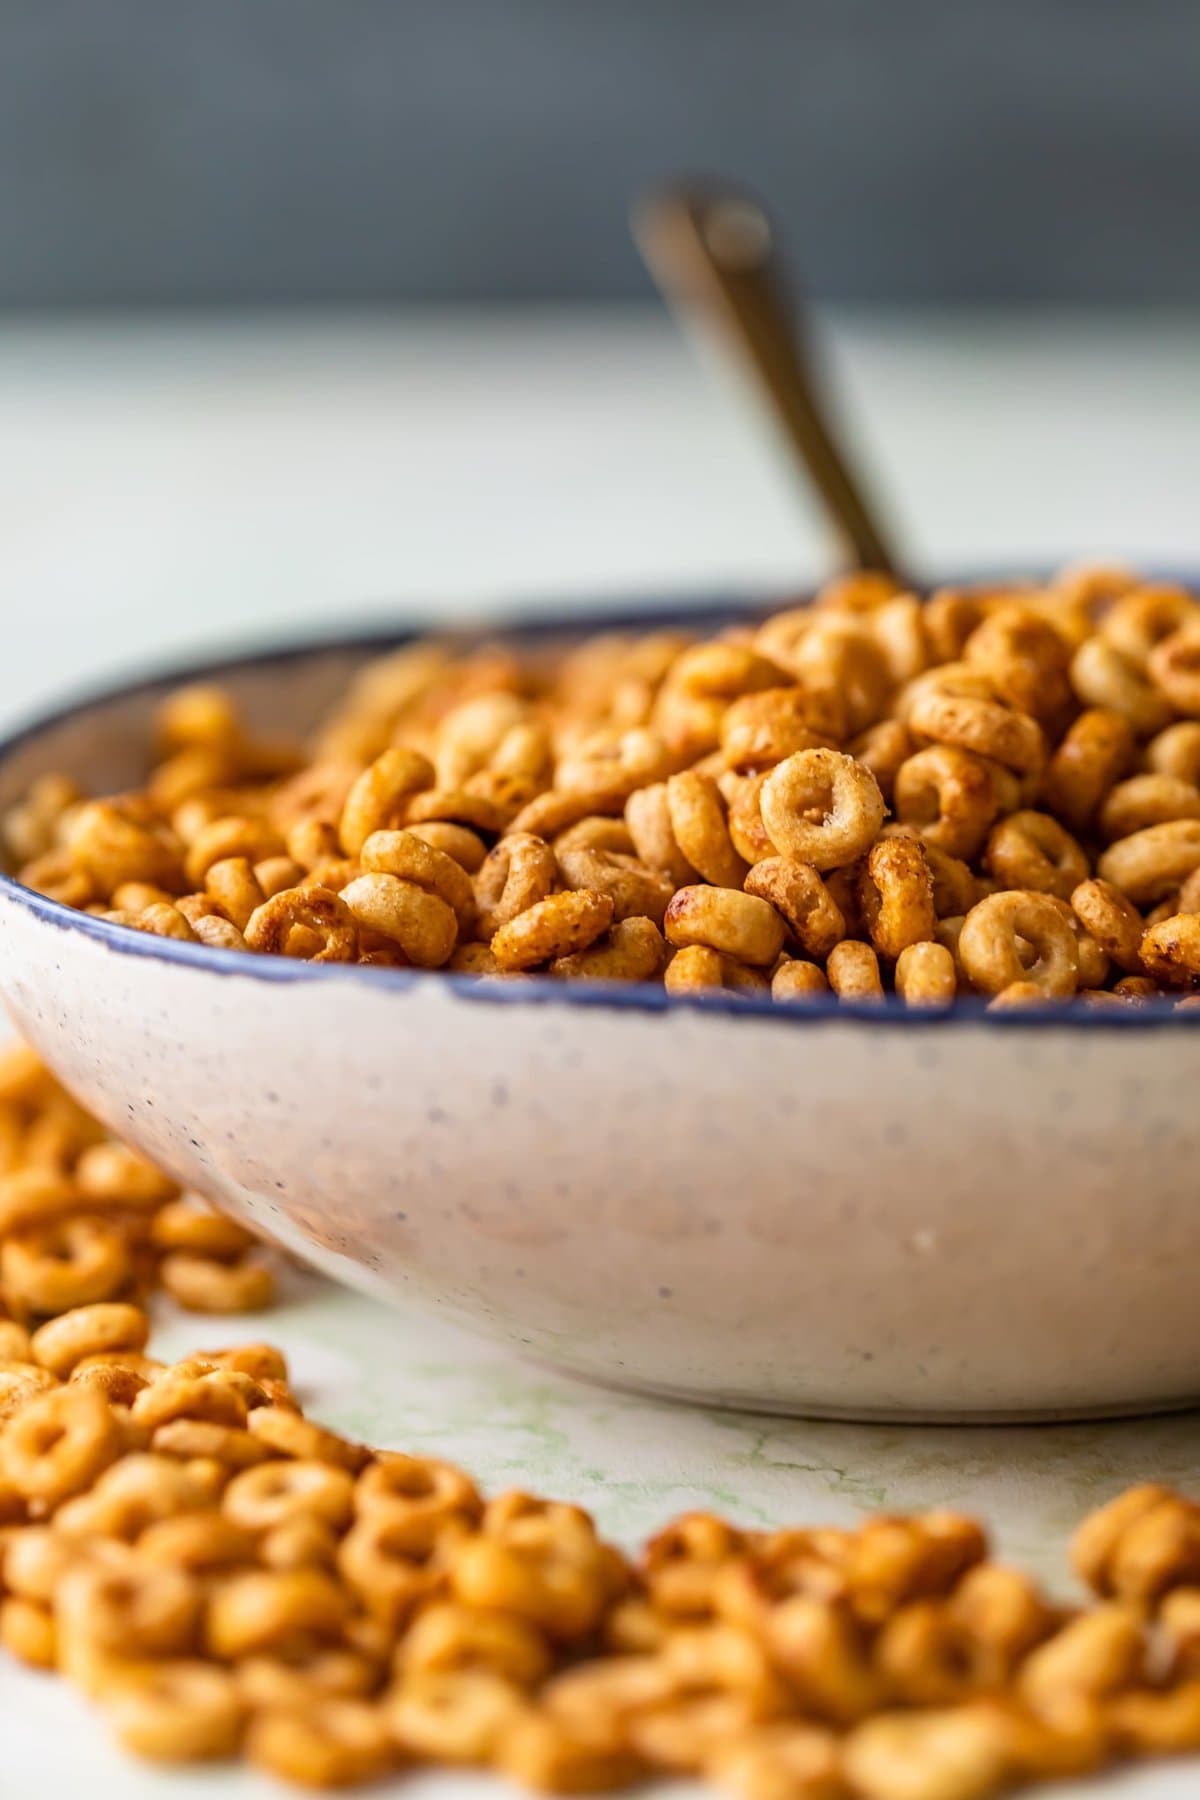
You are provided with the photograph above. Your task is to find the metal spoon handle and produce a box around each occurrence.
[634,183,901,578]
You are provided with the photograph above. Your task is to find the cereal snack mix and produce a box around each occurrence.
[8,565,1200,1007]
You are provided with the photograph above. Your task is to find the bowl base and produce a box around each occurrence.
[535,1358,1200,1426]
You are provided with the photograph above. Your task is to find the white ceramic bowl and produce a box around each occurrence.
[1,614,1197,1423]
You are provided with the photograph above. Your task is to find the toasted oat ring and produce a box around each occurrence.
[473,833,557,938]
[1147,722,1200,785]
[0,1595,57,1669]
[826,940,884,1002]
[340,872,458,967]
[1070,880,1145,974]
[859,836,936,960]
[1140,914,1200,989]
[908,688,1045,775]
[958,891,1080,997]
[664,945,725,995]
[30,1302,149,1378]
[894,941,957,1009]
[224,1459,356,1532]
[0,1383,121,1506]
[1099,774,1200,840]
[1149,626,1200,717]
[207,1567,350,1660]
[405,821,488,873]
[1097,820,1200,904]
[1070,636,1173,736]
[726,772,775,865]
[624,783,696,885]
[770,959,829,1002]
[744,857,845,958]
[339,748,435,855]
[244,887,357,962]
[760,749,886,871]
[554,840,674,925]
[100,1661,244,1762]
[235,1648,378,1708]
[150,1199,257,1260]
[360,829,476,928]
[247,1405,370,1472]
[551,916,666,983]
[203,856,266,930]
[1,1215,132,1314]
[719,687,838,773]
[665,771,748,888]
[159,1253,276,1315]
[356,1451,482,1524]
[1103,583,1200,668]
[0,1362,60,1419]
[58,1557,202,1657]
[664,887,786,967]
[491,890,614,971]
[387,1670,527,1764]
[399,1600,552,1687]
[184,818,282,891]
[984,810,1089,901]
[247,1698,396,1788]
[76,1140,177,1209]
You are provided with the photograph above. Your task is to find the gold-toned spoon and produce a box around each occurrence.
[633,181,902,580]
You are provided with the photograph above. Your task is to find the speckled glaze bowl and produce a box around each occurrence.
[1,610,1197,1423]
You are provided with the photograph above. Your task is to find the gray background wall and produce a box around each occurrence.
[2,1,1198,308]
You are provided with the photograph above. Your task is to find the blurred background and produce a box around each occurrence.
[1,0,1199,705]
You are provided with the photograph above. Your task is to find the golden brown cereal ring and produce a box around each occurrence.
[387,1670,527,1764]
[1147,721,1200,785]
[959,891,1080,998]
[0,1362,60,1419]
[491,890,614,971]
[30,1303,149,1378]
[236,1648,379,1708]
[826,940,884,1002]
[340,873,458,967]
[720,687,838,773]
[1,1215,132,1314]
[473,833,557,938]
[726,772,776,865]
[339,748,435,855]
[984,810,1089,901]
[894,941,957,1009]
[624,783,696,885]
[760,749,886,871]
[849,719,916,801]
[398,1599,551,1687]
[136,1509,257,1572]
[361,828,475,927]
[1149,626,1200,716]
[744,856,845,958]
[859,836,936,960]
[66,800,183,895]
[1140,914,1200,988]
[908,687,1045,776]
[202,856,266,930]
[101,1663,243,1763]
[1099,773,1200,841]
[135,901,199,942]
[247,1698,396,1788]
[76,1140,177,1209]
[666,771,748,888]
[224,1459,355,1532]
[1103,583,1199,668]
[244,886,357,962]
[0,1383,121,1506]
[0,1167,82,1234]
[664,945,724,995]
[246,1405,370,1472]
[150,1199,257,1261]
[0,1319,33,1361]
[184,818,282,892]
[0,1595,57,1669]
[158,1254,276,1315]
[664,887,785,967]
[1070,879,1145,974]
[405,787,511,833]
[770,959,829,1003]
[1071,636,1173,736]
[259,1516,341,1572]
[496,1709,643,1794]
[402,822,488,870]
[207,1566,350,1660]
[551,917,666,983]
[1097,820,1200,904]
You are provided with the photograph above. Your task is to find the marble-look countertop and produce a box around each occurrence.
[1,308,1199,1795]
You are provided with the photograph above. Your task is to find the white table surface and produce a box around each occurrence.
[1,306,1198,1796]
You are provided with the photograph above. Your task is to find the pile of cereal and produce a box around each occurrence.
[6,564,1200,1006]
[0,1044,277,1323]
[2,1300,1200,1796]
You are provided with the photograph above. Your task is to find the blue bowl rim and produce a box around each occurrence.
[0,592,1195,1035]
